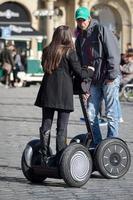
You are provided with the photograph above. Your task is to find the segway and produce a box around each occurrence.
[21,86,131,187]
[21,122,93,187]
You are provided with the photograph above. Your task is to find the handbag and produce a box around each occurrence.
[2,62,12,74]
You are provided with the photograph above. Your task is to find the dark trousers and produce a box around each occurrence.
[41,107,70,152]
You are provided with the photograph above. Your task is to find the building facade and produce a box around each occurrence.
[0,0,133,59]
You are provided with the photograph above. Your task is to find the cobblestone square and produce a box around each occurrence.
[0,85,133,200]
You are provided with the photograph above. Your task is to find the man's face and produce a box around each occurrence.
[76,18,90,30]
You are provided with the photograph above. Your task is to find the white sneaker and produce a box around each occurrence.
[17,82,23,87]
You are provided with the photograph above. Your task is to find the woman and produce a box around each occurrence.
[13,48,24,86]
[1,43,15,88]
[35,25,93,164]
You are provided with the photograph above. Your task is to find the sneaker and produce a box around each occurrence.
[17,82,23,87]
[119,117,124,123]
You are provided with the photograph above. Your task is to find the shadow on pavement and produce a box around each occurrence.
[0,176,27,184]
[0,175,69,188]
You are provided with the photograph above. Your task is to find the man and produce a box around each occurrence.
[75,7,121,147]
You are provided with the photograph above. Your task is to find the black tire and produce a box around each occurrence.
[94,138,131,179]
[21,139,52,183]
[60,143,92,187]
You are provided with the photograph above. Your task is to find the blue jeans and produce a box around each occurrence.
[88,76,120,146]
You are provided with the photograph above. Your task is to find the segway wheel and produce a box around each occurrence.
[94,138,131,179]
[60,143,92,187]
[21,139,52,183]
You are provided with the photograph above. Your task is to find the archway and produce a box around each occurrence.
[0,1,42,57]
[0,1,31,24]
[91,4,122,49]
[89,0,131,52]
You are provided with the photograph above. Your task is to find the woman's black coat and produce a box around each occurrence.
[35,49,90,112]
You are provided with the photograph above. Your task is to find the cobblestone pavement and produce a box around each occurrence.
[0,85,133,200]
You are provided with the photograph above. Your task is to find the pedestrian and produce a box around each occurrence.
[35,25,93,164]
[12,48,24,87]
[75,7,121,147]
[0,43,15,88]
[120,50,133,91]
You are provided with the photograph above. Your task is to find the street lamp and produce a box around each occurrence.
[33,7,63,44]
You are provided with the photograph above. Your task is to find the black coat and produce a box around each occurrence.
[35,49,90,112]
[75,20,120,84]
[0,48,15,69]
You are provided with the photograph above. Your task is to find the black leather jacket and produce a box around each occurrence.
[75,20,121,84]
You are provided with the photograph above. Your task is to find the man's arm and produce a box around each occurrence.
[100,26,121,81]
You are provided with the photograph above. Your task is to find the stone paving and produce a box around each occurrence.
[0,85,133,200]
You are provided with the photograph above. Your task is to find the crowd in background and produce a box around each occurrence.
[0,41,133,90]
[120,43,133,92]
[0,42,26,88]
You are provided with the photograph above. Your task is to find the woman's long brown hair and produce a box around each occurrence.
[42,25,75,74]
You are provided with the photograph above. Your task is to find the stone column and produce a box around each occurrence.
[44,0,56,45]
[131,14,133,47]
[122,24,130,52]
[37,36,43,60]
[79,0,88,7]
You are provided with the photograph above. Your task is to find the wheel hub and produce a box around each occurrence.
[110,153,121,166]
[102,144,129,176]
[70,151,90,181]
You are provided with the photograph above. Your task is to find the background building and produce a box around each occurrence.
[0,0,133,59]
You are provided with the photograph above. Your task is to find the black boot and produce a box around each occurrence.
[55,132,67,166]
[40,128,50,165]
[56,129,67,153]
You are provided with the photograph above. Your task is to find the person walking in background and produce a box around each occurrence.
[20,50,27,72]
[35,25,94,164]
[0,43,15,88]
[75,7,121,147]
[120,50,133,91]
[12,48,24,87]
